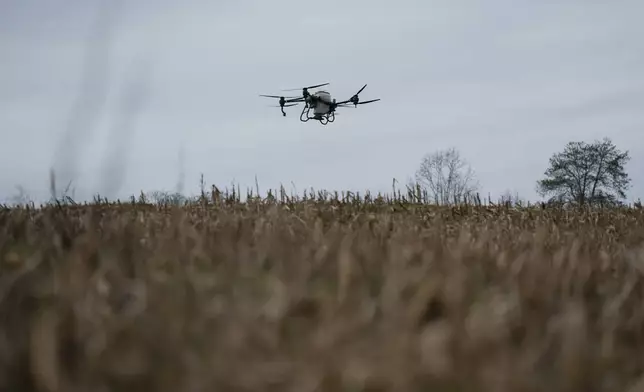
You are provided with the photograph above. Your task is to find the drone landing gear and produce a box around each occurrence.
[299,103,336,126]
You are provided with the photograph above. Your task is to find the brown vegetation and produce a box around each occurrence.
[2,188,644,391]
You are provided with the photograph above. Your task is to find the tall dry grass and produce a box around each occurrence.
[2,187,644,391]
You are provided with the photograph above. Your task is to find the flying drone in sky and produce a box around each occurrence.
[260,83,380,125]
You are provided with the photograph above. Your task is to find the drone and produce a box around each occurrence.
[260,82,380,125]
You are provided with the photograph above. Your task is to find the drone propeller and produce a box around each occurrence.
[355,99,380,105]
[282,82,330,101]
[268,103,298,107]
[354,84,367,96]
[334,84,368,106]
[348,84,367,105]
[259,94,303,107]
[336,98,380,108]
[282,82,329,92]
[259,94,300,100]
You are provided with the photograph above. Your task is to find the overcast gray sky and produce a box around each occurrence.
[1,0,643,203]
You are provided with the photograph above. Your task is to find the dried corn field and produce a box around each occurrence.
[2,189,644,392]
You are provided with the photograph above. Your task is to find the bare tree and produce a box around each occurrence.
[414,147,479,205]
[146,190,190,206]
[499,189,524,207]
